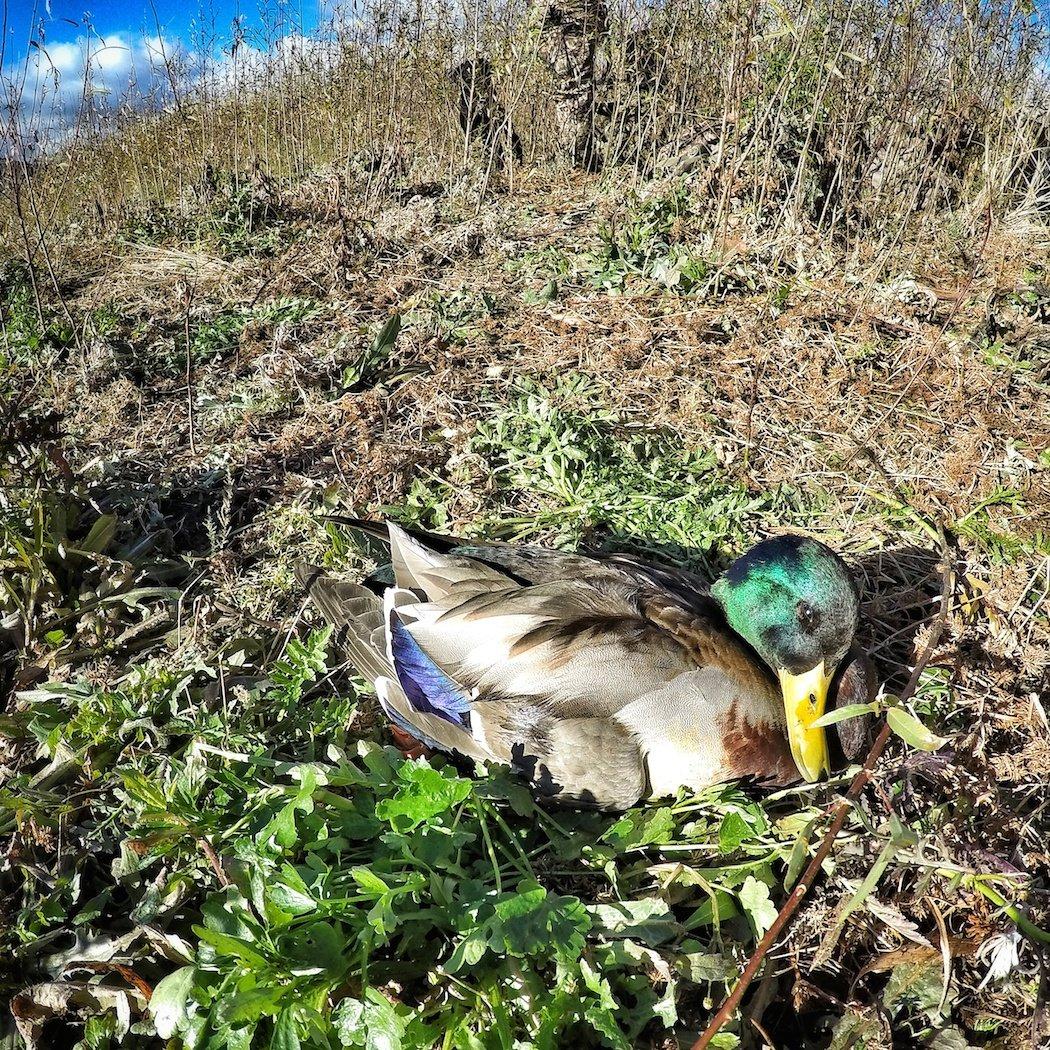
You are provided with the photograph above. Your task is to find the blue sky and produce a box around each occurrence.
[5,0,322,67]
[6,0,1049,70]
[2,0,328,134]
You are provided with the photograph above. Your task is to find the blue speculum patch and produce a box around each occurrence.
[388,612,472,727]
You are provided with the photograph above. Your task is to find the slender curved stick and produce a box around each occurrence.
[691,537,954,1050]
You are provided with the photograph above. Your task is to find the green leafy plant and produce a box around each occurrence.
[468,374,816,561]
[0,262,75,359]
[339,313,402,390]
[410,288,499,345]
[192,297,320,363]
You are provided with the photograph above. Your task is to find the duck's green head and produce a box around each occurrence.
[711,535,860,782]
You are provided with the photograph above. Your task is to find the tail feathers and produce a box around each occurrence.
[376,677,490,762]
[296,563,390,684]
[321,519,516,601]
[321,516,463,553]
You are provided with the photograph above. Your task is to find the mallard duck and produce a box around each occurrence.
[299,522,873,809]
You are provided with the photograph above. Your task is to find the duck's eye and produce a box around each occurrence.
[797,601,820,632]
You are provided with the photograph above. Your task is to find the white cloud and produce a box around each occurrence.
[1,24,344,146]
[2,30,185,146]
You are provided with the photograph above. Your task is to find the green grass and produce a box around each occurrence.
[381,373,824,555]
[124,170,289,258]
[1,362,1042,1048]
[192,298,321,364]
[3,620,817,1049]
[0,263,75,361]
[510,191,793,298]
[954,488,1050,566]
[467,375,821,563]
[406,289,501,347]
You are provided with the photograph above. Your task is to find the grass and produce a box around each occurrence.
[2,544,954,1049]
[2,2,1049,1043]
[3,316,1047,1045]
[191,298,321,364]
[1,266,76,362]
[0,441,842,1048]
[466,374,818,558]
[5,0,1049,258]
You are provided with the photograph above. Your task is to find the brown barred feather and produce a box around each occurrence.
[717,701,797,785]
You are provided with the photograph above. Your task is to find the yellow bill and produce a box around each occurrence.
[777,662,833,781]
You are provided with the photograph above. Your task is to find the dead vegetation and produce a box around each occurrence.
[2,0,1050,1047]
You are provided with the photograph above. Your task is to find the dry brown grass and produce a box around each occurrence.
[4,0,1049,261]
[2,3,1049,1044]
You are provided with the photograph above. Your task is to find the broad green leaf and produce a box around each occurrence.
[883,956,949,1015]
[887,708,947,751]
[333,990,406,1050]
[475,768,537,816]
[282,921,349,976]
[102,586,182,607]
[650,978,678,1028]
[202,890,259,939]
[602,806,675,849]
[485,883,590,958]
[79,514,117,554]
[270,1007,301,1050]
[193,926,269,968]
[333,998,366,1042]
[262,799,306,850]
[268,881,316,916]
[220,986,288,1025]
[580,961,627,1045]
[717,811,751,854]
[582,1004,631,1050]
[375,763,471,831]
[737,876,779,938]
[149,965,196,1039]
[675,951,732,983]
[829,1011,884,1050]
[683,890,740,929]
[926,1026,975,1050]
[587,898,681,945]
[709,1034,741,1049]
[223,1026,256,1050]
[266,863,317,917]
[812,702,880,729]
[372,313,402,354]
[444,930,487,973]
[351,867,390,896]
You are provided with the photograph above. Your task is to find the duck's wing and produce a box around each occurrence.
[296,563,491,761]
[325,517,714,608]
[298,557,649,808]
[385,524,714,717]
